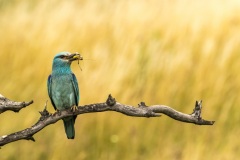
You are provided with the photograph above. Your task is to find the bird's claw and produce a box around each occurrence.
[71,105,78,112]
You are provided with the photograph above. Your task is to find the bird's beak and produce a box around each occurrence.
[68,53,83,62]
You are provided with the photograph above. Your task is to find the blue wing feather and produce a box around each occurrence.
[71,73,79,106]
[47,74,57,110]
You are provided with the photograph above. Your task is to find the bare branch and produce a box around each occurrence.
[0,94,215,147]
[0,94,33,114]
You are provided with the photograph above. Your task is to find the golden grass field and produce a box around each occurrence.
[1,0,240,159]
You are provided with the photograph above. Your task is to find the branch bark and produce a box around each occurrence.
[0,94,33,114]
[0,94,215,147]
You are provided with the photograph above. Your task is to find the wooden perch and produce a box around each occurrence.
[0,94,33,114]
[0,94,215,147]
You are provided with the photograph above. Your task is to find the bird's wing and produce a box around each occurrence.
[47,74,57,110]
[71,73,79,106]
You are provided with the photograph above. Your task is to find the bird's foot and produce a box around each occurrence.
[71,105,78,112]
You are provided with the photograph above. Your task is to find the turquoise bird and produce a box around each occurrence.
[47,52,82,139]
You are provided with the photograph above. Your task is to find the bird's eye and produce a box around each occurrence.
[59,55,65,59]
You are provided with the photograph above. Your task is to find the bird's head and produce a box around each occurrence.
[52,51,83,70]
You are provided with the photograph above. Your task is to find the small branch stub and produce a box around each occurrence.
[138,102,148,108]
[106,94,116,106]
[191,100,202,120]
[39,101,51,121]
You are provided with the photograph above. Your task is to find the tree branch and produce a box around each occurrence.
[0,94,215,147]
[0,94,33,114]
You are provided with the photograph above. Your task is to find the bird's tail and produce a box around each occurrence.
[63,117,75,139]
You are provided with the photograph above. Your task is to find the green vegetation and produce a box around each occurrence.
[0,0,240,159]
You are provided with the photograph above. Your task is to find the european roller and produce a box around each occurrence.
[47,52,82,139]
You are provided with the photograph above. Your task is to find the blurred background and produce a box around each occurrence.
[0,0,240,159]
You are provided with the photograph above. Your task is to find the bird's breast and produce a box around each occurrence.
[51,75,76,110]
